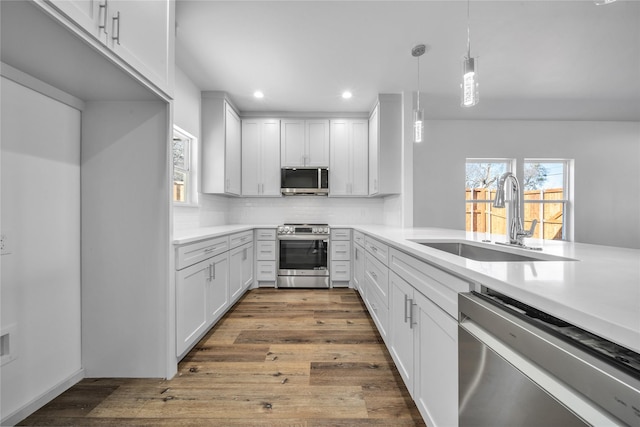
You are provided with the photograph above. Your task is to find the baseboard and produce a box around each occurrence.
[1,368,84,426]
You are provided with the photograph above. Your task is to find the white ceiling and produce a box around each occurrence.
[175,0,640,120]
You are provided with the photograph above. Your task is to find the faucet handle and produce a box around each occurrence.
[524,219,538,237]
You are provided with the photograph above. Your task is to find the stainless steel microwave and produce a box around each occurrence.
[281,168,329,196]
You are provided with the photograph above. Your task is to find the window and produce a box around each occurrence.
[465,159,512,236]
[172,126,197,205]
[465,158,572,241]
[523,160,570,241]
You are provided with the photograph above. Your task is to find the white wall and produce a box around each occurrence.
[1,77,82,423]
[413,120,640,249]
[173,66,230,231]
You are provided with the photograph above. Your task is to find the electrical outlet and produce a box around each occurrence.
[1,233,11,256]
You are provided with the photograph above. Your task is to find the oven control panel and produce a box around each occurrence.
[277,224,330,235]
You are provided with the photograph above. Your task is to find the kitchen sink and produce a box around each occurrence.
[411,240,575,262]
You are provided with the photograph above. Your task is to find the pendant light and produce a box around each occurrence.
[461,0,479,107]
[412,44,427,143]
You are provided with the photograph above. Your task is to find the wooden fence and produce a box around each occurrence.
[466,188,564,240]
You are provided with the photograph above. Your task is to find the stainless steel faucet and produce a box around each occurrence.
[493,172,538,248]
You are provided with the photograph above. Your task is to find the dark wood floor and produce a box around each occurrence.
[19,288,426,426]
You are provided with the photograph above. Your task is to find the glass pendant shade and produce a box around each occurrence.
[461,56,478,107]
[413,108,424,143]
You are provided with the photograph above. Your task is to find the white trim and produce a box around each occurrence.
[1,62,85,111]
[1,369,84,426]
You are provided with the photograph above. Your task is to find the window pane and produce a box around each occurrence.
[173,137,188,170]
[524,202,564,240]
[466,201,507,235]
[173,170,187,203]
[523,162,564,192]
[465,161,509,200]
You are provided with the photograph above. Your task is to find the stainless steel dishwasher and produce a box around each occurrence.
[459,291,640,427]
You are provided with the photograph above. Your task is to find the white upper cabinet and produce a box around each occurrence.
[329,119,368,196]
[281,119,329,167]
[369,95,401,196]
[201,93,242,195]
[242,119,281,196]
[47,0,175,96]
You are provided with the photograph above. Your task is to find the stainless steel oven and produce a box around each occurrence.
[459,291,640,427]
[277,224,329,288]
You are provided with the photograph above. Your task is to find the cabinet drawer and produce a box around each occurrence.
[353,230,365,247]
[330,228,351,241]
[256,241,276,261]
[389,248,471,318]
[230,230,253,249]
[365,236,389,265]
[256,228,276,240]
[366,281,388,340]
[365,253,389,307]
[256,261,276,281]
[331,261,351,281]
[176,236,229,270]
[331,240,351,261]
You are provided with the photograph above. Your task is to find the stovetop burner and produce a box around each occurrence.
[277,223,330,236]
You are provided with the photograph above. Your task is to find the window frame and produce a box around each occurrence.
[523,159,572,241]
[172,126,199,207]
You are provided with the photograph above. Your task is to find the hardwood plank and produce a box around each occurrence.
[265,344,390,363]
[173,361,310,385]
[234,329,382,345]
[180,344,271,362]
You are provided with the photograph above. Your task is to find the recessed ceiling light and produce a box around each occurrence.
[342,91,353,99]
[254,91,264,99]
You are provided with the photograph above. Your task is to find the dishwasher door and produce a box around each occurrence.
[458,292,632,427]
[459,326,588,426]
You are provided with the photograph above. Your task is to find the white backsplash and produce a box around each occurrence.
[228,197,386,225]
[173,194,230,231]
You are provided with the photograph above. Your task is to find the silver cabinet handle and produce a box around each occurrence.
[370,271,377,279]
[111,11,120,45]
[212,262,216,280]
[404,294,410,323]
[99,0,108,35]
[409,300,417,329]
[204,247,215,253]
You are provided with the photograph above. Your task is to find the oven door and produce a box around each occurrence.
[278,237,329,288]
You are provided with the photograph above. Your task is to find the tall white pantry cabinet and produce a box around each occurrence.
[1,0,175,424]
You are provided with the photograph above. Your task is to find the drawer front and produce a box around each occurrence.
[256,241,276,261]
[330,228,351,241]
[365,253,389,307]
[366,282,388,340]
[331,240,351,261]
[331,260,351,281]
[230,230,253,249]
[353,230,365,247]
[365,236,389,265]
[389,248,471,318]
[256,228,276,241]
[256,261,276,281]
[176,236,230,270]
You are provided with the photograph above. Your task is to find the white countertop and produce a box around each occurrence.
[173,224,640,353]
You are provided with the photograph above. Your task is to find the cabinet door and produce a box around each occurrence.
[108,0,174,95]
[242,243,254,290]
[413,291,459,427]
[306,120,329,167]
[48,0,107,41]
[260,120,281,196]
[329,120,350,196]
[207,253,229,324]
[350,120,369,196]
[388,272,415,394]
[368,105,379,195]
[353,244,365,293]
[176,259,209,356]
[281,120,305,167]
[225,103,241,195]
[241,120,261,196]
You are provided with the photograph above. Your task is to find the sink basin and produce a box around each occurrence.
[411,241,575,262]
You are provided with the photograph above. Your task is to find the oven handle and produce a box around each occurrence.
[277,235,329,241]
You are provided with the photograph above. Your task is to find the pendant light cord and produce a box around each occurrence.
[466,0,471,58]
[417,55,421,110]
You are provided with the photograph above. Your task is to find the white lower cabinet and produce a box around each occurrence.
[176,252,228,356]
[389,271,416,391]
[353,242,365,294]
[207,254,229,324]
[229,242,254,304]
